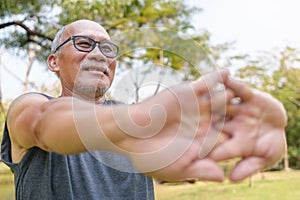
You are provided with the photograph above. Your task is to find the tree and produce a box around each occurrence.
[0,0,224,73]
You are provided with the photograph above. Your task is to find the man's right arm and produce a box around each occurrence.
[7,94,89,162]
[7,93,137,163]
[7,70,233,181]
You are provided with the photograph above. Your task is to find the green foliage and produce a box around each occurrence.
[0,0,58,60]
[0,0,53,16]
[55,0,213,74]
[0,0,216,71]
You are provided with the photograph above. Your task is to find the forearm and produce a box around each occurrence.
[36,97,132,155]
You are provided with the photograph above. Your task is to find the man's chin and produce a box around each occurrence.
[74,82,109,99]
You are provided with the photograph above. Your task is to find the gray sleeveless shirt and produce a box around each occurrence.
[1,97,154,200]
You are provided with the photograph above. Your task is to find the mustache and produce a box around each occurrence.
[80,61,110,74]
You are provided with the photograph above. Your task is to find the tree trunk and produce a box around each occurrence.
[284,142,290,171]
[0,47,6,116]
[24,47,35,92]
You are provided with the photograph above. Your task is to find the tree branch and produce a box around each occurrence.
[0,20,53,41]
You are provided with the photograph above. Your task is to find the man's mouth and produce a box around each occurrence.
[82,66,110,76]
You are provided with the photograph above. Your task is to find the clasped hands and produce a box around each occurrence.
[122,70,287,182]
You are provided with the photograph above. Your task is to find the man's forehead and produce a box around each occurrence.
[64,20,110,39]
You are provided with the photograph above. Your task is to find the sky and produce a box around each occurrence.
[1,51,58,101]
[2,0,300,100]
[189,0,300,54]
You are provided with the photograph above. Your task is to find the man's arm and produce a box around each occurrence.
[7,70,234,181]
[7,94,105,161]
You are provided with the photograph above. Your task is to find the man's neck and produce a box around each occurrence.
[60,91,106,104]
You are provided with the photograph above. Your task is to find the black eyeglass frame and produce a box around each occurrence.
[53,35,119,58]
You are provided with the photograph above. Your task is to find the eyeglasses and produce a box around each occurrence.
[53,35,119,58]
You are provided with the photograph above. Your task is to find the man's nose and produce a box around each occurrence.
[87,44,107,62]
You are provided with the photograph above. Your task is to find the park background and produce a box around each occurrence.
[1,0,300,199]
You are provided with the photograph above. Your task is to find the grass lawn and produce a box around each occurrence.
[154,170,300,200]
[0,162,14,200]
[1,161,300,200]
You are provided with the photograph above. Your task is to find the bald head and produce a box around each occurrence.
[65,20,107,35]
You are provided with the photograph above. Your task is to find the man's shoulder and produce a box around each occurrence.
[6,92,54,123]
[10,92,51,106]
[11,92,52,104]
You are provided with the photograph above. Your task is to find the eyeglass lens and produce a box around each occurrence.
[73,36,118,58]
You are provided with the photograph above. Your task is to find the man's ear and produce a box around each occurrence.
[47,54,60,72]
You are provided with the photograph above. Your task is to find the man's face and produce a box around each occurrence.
[55,20,117,100]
